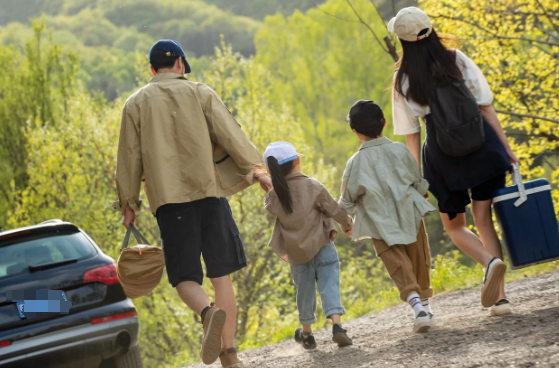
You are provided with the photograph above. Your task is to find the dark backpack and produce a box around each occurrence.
[428,80,485,157]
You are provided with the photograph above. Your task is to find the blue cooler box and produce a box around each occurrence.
[493,178,559,269]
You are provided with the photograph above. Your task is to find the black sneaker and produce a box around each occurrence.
[332,324,353,347]
[294,328,317,350]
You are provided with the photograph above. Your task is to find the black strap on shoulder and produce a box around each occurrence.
[120,224,151,253]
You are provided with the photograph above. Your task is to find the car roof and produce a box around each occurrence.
[0,220,80,239]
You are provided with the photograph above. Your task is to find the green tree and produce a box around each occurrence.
[419,0,559,212]
[0,19,78,226]
[255,0,396,165]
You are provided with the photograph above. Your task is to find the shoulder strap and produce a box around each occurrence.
[120,225,151,253]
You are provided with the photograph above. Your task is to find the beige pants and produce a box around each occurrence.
[372,221,434,302]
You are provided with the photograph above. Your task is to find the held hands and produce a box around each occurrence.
[341,217,354,239]
[122,204,136,228]
[257,174,273,192]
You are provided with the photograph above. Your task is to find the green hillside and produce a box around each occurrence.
[0,0,327,99]
[0,0,411,99]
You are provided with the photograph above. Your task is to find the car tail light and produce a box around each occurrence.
[0,340,11,348]
[83,263,119,285]
[91,311,137,325]
[0,230,31,241]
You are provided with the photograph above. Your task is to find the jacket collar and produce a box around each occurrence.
[285,172,307,180]
[360,136,392,150]
[150,73,187,83]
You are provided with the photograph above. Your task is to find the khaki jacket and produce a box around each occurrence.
[339,137,436,246]
[265,173,353,264]
[114,73,263,215]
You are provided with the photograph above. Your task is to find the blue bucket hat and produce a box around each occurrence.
[149,39,191,74]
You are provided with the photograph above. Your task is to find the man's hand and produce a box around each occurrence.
[122,204,136,228]
[257,175,272,192]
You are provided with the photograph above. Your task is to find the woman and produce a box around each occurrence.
[388,7,518,316]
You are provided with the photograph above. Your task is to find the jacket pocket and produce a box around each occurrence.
[230,230,247,265]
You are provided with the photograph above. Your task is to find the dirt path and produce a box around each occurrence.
[187,271,559,368]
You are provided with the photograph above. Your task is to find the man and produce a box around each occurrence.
[114,39,271,367]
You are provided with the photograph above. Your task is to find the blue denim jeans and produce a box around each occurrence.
[290,242,346,325]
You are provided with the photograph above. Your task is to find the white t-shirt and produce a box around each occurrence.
[392,50,494,135]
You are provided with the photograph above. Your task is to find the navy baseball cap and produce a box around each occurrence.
[149,39,191,74]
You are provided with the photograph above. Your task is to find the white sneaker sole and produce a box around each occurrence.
[413,315,434,333]
[490,304,512,316]
[481,260,506,308]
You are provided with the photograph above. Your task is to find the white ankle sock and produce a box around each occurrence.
[421,298,432,314]
[407,292,426,318]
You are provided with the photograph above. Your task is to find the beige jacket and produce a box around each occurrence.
[265,173,353,264]
[114,73,263,215]
[339,137,436,246]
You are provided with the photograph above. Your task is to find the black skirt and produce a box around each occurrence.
[422,115,511,219]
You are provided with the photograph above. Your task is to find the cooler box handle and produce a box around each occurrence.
[512,163,528,207]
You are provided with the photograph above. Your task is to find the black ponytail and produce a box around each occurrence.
[267,156,295,214]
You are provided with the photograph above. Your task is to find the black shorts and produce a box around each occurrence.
[438,174,507,215]
[156,197,247,287]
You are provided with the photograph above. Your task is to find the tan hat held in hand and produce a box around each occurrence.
[387,7,433,42]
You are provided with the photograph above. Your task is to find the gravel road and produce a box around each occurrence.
[186,271,559,368]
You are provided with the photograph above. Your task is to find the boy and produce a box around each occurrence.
[339,100,437,332]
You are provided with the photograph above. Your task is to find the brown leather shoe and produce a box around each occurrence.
[200,305,226,364]
[219,347,243,368]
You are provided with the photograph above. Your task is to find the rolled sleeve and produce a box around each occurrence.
[201,85,264,184]
[456,50,494,106]
[392,84,422,136]
[402,147,429,196]
[114,102,143,214]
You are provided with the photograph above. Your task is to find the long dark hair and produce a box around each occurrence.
[267,156,295,214]
[394,29,463,106]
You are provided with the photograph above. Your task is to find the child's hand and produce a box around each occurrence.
[257,175,272,192]
[341,222,353,239]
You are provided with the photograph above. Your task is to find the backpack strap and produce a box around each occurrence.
[120,224,151,253]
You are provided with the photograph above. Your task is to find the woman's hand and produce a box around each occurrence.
[506,149,519,166]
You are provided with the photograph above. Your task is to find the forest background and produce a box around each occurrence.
[0,0,557,367]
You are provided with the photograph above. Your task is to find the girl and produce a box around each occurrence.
[389,7,519,315]
[263,141,353,349]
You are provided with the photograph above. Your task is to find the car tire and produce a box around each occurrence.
[114,345,143,368]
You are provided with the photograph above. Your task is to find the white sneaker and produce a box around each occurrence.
[413,311,434,333]
[490,299,512,316]
[428,312,436,328]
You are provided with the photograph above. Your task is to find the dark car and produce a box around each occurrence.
[0,220,142,368]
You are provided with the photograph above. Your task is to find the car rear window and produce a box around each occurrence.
[0,231,96,279]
